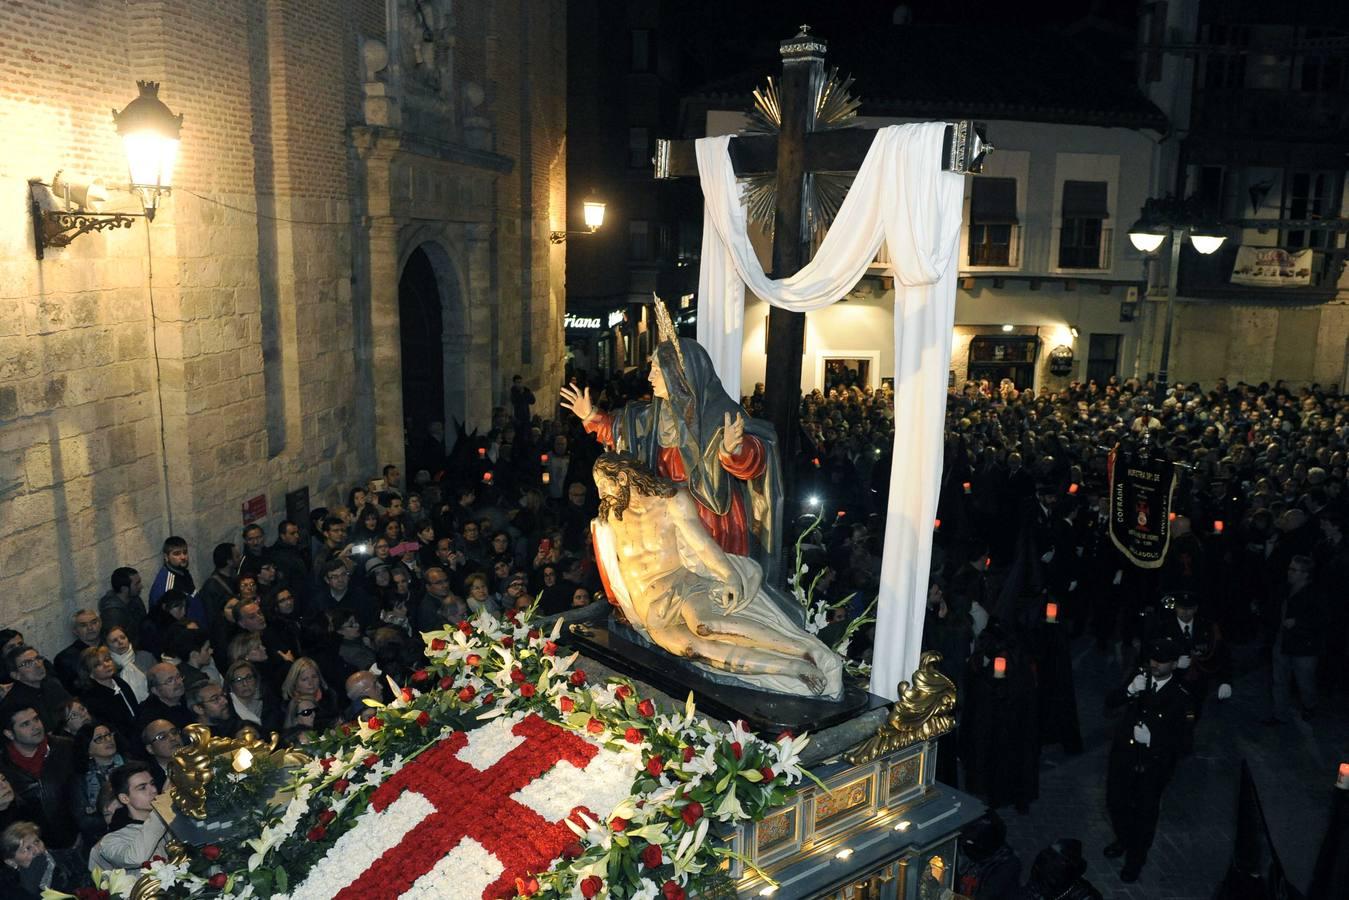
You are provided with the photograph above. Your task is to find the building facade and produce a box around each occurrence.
[0,0,566,651]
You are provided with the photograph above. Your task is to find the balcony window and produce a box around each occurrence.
[968,177,1018,267]
[1058,180,1109,270]
[1284,171,1335,249]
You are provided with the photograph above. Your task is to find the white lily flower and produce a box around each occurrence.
[714,784,746,821]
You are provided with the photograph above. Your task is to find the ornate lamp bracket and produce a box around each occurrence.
[28,178,142,261]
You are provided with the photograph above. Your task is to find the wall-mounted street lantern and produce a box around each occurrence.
[1126,196,1228,401]
[29,81,183,260]
[550,189,606,244]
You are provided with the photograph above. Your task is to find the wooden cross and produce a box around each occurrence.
[655,26,988,479]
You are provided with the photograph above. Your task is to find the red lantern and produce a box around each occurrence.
[993,656,1007,679]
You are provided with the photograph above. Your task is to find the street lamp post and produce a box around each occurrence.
[1128,198,1227,404]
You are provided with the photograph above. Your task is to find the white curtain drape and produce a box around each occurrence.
[693,122,964,700]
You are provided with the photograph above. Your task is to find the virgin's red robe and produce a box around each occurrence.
[585,412,765,556]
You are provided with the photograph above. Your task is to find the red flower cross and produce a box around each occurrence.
[334,714,599,900]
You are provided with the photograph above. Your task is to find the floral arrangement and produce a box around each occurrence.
[788,514,876,677]
[66,606,817,900]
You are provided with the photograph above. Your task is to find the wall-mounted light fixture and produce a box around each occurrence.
[29,81,183,260]
[550,189,606,243]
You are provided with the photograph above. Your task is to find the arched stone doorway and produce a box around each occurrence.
[398,247,446,475]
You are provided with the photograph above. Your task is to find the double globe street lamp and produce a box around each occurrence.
[1127,197,1228,403]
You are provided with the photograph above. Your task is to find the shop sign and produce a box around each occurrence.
[564,314,602,330]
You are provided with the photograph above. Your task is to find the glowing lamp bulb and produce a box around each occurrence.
[993,656,1007,679]
[1045,602,1058,623]
[808,495,820,508]
[232,747,253,773]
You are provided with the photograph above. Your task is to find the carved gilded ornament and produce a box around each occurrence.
[845,651,957,764]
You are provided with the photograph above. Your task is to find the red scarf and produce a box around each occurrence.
[6,738,47,778]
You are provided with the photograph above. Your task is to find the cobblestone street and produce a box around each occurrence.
[983,638,1348,899]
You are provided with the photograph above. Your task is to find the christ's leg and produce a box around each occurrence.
[648,623,827,694]
[680,594,807,657]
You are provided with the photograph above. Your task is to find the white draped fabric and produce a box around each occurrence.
[693,122,964,700]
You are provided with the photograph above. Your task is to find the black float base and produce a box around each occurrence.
[563,617,884,734]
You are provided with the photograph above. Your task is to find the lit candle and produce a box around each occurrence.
[232,747,253,773]
[934,518,942,531]
[1168,512,1176,522]
[1068,483,1079,495]
[993,656,1006,679]
[962,481,972,495]
[1338,762,1349,790]
[477,447,486,458]
[540,453,549,464]
[481,471,493,484]
[541,471,550,485]
[1045,602,1058,623]
[812,457,821,468]
[1213,520,1224,534]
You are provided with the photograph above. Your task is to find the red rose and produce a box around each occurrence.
[610,816,629,832]
[458,685,477,703]
[646,755,664,777]
[363,753,380,767]
[340,724,352,736]
[776,730,794,742]
[439,675,455,691]
[416,710,431,728]
[505,609,519,623]
[466,653,482,666]
[586,717,604,734]
[401,688,413,702]
[624,727,643,744]
[411,668,430,683]
[515,875,540,896]
[430,638,448,651]
[544,641,558,656]
[510,668,526,684]
[500,636,514,648]
[730,741,742,760]
[366,716,382,731]
[319,757,334,772]
[528,628,541,640]
[208,873,228,890]
[332,778,350,794]
[482,692,495,704]
[681,801,703,826]
[306,825,327,842]
[318,809,337,825]
[642,844,663,869]
[457,620,472,635]
[570,669,586,686]
[560,696,575,713]
[615,684,633,700]
[682,746,695,763]
[561,841,585,860]
[201,844,221,860]
[760,766,775,782]
[637,698,656,718]
[580,876,604,898]
[519,682,537,698]
[662,881,686,900]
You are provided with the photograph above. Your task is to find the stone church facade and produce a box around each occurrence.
[0,0,567,650]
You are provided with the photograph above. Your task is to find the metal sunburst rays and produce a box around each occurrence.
[742,67,862,245]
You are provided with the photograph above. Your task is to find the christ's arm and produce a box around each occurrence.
[669,491,744,608]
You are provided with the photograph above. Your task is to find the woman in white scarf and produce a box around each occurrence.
[103,624,153,702]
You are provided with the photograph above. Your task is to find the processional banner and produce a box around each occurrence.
[1106,444,1178,569]
[1230,246,1314,287]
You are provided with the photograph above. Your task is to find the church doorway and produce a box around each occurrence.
[399,247,445,476]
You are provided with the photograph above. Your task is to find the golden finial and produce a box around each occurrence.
[651,295,686,374]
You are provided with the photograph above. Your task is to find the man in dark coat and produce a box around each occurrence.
[52,609,102,693]
[0,704,80,850]
[1267,554,1323,723]
[1104,637,1191,882]
[1144,591,1232,735]
[960,624,1039,814]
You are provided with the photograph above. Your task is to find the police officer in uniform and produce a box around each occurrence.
[1144,591,1232,743]
[1103,637,1190,882]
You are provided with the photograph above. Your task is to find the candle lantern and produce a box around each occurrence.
[934,518,942,531]
[1068,483,1079,495]
[477,447,486,458]
[540,453,549,464]
[962,481,972,495]
[993,656,1007,678]
[481,471,493,484]
[541,471,551,485]
[1337,762,1349,790]
[1213,520,1225,534]
[1045,602,1059,623]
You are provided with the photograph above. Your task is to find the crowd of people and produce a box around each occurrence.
[2,363,1344,896]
